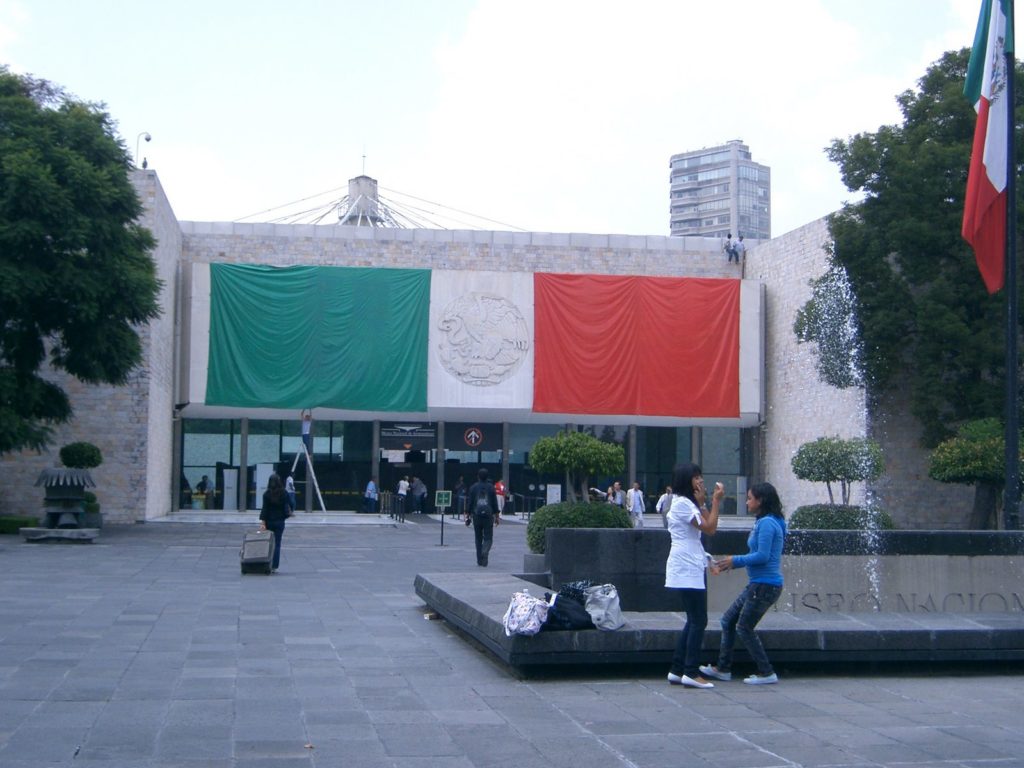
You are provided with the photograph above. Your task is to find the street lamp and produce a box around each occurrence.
[135,132,151,167]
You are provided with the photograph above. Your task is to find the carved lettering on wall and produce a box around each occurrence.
[783,591,1023,613]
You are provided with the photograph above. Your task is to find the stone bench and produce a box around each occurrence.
[20,527,99,543]
[414,571,1024,674]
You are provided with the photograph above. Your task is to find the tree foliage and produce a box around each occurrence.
[0,68,160,454]
[528,430,625,502]
[823,49,1022,447]
[791,436,884,505]
[928,418,1006,486]
[928,418,1016,528]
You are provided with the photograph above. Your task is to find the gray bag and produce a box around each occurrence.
[583,583,625,630]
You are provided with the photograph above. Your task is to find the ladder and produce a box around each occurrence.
[290,442,326,513]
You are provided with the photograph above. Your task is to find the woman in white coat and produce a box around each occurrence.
[665,462,723,688]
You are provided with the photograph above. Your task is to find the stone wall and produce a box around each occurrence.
[544,528,1024,613]
[134,171,181,521]
[745,219,869,512]
[869,387,974,529]
[180,223,742,278]
[0,171,180,523]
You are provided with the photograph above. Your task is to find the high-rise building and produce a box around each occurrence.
[669,139,771,240]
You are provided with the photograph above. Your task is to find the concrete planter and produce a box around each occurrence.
[538,528,1024,614]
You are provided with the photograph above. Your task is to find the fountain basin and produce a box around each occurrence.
[523,528,1024,613]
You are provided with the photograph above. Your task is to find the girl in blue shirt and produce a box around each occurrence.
[700,482,786,685]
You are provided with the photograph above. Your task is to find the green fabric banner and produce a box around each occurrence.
[206,264,429,411]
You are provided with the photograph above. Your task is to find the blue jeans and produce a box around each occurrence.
[716,582,782,676]
[669,587,707,678]
[265,521,285,570]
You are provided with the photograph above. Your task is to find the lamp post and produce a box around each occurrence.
[135,132,151,167]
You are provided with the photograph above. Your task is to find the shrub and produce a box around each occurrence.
[82,491,100,515]
[526,501,632,554]
[0,515,38,535]
[789,504,895,530]
[59,442,103,469]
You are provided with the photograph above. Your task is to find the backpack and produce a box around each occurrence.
[474,491,492,515]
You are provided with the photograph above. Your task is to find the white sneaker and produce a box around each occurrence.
[666,672,683,684]
[679,675,714,689]
[743,673,778,685]
[699,664,732,681]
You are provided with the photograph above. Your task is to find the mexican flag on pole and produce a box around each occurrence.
[962,0,1014,294]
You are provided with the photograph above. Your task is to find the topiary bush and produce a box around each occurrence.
[59,442,103,469]
[789,504,895,530]
[82,491,100,515]
[526,501,632,554]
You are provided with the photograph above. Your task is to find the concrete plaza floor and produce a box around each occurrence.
[1,516,1023,768]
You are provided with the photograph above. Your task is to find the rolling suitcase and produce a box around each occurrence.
[240,530,275,574]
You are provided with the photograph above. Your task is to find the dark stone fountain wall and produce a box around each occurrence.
[533,528,1024,613]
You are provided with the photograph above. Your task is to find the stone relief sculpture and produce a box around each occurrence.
[437,293,530,386]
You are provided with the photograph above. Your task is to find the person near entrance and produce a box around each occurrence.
[363,477,378,514]
[626,481,645,528]
[300,410,313,456]
[397,475,409,514]
[465,468,500,567]
[494,477,507,514]
[454,476,467,517]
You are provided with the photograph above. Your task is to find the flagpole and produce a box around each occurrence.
[1005,29,1020,529]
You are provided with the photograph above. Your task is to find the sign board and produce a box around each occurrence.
[443,422,502,451]
[221,468,238,511]
[380,422,436,450]
[546,485,562,505]
[435,490,452,509]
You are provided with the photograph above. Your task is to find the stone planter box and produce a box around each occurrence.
[536,528,1024,614]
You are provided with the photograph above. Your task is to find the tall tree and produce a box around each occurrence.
[821,49,1022,447]
[0,68,160,454]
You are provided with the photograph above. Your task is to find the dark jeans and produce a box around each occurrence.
[363,497,376,514]
[669,587,708,678]
[472,512,494,566]
[716,582,783,676]
[265,521,285,570]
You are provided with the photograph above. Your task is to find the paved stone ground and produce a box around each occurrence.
[1,518,1024,768]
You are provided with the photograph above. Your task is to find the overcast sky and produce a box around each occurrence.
[2,0,983,237]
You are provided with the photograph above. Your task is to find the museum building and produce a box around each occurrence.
[0,171,959,527]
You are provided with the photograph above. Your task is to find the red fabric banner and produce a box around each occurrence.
[533,274,740,417]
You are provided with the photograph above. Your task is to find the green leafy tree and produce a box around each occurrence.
[0,68,160,454]
[791,436,884,505]
[928,418,1018,529]
[822,49,1022,447]
[528,430,625,503]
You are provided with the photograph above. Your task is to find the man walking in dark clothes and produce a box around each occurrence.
[465,468,500,566]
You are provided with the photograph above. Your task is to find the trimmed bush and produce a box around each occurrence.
[0,515,38,535]
[789,504,895,530]
[526,501,632,554]
[82,491,100,515]
[59,442,103,469]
